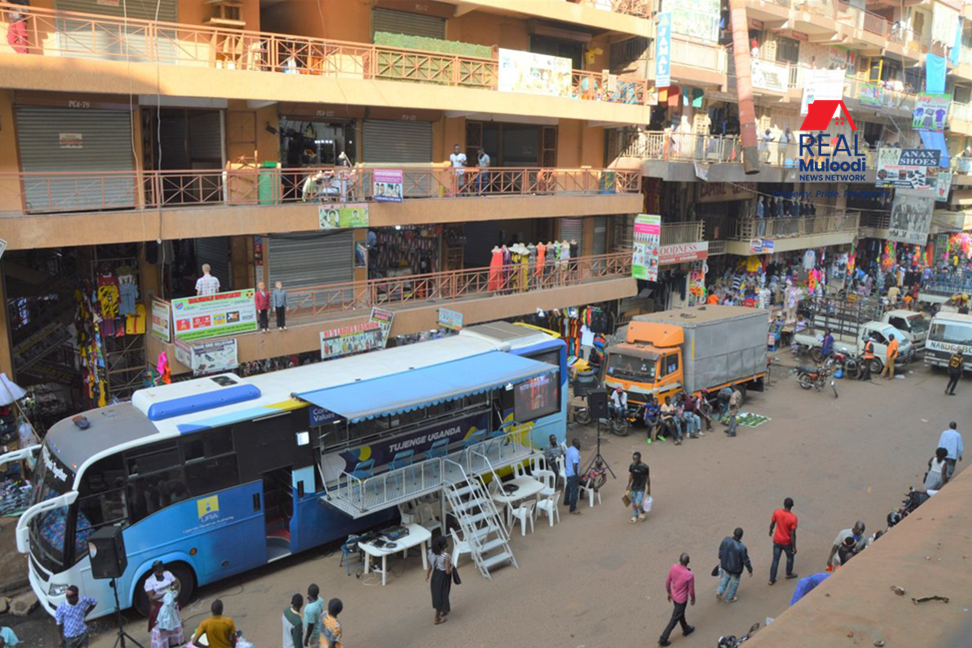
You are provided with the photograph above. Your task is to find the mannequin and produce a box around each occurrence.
[536,241,546,277]
[488,246,503,291]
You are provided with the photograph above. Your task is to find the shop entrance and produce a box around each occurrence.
[465,122,558,167]
[142,107,225,205]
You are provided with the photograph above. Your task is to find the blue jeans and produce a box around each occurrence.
[630,489,645,516]
[683,412,701,436]
[769,542,795,583]
[727,412,738,437]
[564,475,580,512]
[717,571,741,600]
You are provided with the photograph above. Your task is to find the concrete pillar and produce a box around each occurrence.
[729,0,760,174]
[0,268,13,378]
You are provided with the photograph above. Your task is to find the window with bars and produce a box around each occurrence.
[775,37,800,64]
[610,37,649,73]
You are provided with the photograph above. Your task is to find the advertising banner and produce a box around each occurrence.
[859,84,893,108]
[936,171,953,202]
[318,204,369,229]
[889,194,935,246]
[664,0,719,42]
[373,169,403,203]
[497,48,572,98]
[800,69,845,115]
[151,299,171,342]
[172,290,257,341]
[655,13,672,88]
[187,338,239,376]
[876,148,942,192]
[438,308,463,331]
[752,60,788,93]
[320,322,384,360]
[632,214,661,281]
[659,241,709,265]
[912,93,950,132]
[369,307,394,345]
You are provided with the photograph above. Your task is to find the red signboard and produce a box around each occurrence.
[659,242,709,265]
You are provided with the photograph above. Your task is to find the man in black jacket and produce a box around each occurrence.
[716,528,753,603]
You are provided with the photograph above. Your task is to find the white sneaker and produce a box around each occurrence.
[630,517,638,524]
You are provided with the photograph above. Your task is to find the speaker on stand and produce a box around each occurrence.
[587,388,609,420]
[87,527,144,648]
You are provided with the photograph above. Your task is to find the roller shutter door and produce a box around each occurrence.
[593,216,608,255]
[56,0,177,21]
[560,218,584,250]
[194,237,231,291]
[268,232,354,290]
[372,8,445,39]
[15,106,135,214]
[362,120,433,198]
[55,0,178,62]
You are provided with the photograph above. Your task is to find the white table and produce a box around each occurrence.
[358,523,432,586]
[490,476,545,526]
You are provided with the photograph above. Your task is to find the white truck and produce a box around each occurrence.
[924,311,972,371]
[882,310,929,351]
[793,321,916,374]
[803,297,928,353]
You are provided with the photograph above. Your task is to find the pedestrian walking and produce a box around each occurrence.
[726,388,742,437]
[189,600,237,648]
[937,422,963,479]
[426,535,453,625]
[658,553,695,646]
[303,584,323,647]
[273,281,288,330]
[322,599,343,648]
[563,438,582,515]
[283,594,304,648]
[880,334,898,379]
[255,281,270,332]
[859,336,874,381]
[924,447,949,491]
[625,451,650,524]
[768,497,798,585]
[55,586,97,648]
[716,528,753,603]
[825,521,865,569]
[945,350,963,395]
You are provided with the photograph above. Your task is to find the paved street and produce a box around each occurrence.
[14,360,969,648]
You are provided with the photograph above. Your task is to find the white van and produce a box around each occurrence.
[924,312,972,370]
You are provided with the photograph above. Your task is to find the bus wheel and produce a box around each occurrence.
[134,562,196,617]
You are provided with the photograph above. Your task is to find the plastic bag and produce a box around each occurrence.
[642,495,653,513]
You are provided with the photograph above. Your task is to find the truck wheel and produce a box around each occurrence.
[868,358,883,375]
[610,418,630,436]
[574,408,592,426]
[798,374,814,390]
[736,385,747,406]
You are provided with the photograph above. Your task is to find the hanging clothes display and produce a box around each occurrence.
[488,247,503,291]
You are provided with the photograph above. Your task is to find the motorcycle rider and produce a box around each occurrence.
[858,336,875,381]
[610,386,628,422]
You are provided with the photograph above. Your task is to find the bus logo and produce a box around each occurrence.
[197,495,220,522]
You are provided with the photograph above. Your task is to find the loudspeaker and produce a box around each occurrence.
[87,526,127,579]
[588,389,609,419]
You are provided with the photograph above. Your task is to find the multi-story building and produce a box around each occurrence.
[2,0,971,427]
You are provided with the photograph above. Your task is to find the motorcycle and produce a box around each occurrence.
[717,622,761,648]
[796,357,839,398]
[607,403,644,437]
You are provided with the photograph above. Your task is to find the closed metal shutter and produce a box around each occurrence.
[593,216,608,255]
[372,8,445,39]
[189,112,223,163]
[55,0,178,62]
[194,237,231,291]
[15,106,135,214]
[560,218,584,250]
[268,232,354,290]
[363,120,433,198]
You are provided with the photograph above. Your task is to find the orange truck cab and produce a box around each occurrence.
[604,305,768,406]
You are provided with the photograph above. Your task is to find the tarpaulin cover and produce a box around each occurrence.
[919,130,949,168]
[295,351,556,423]
[926,54,946,94]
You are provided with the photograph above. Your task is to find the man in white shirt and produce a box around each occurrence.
[610,386,628,421]
[476,147,490,194]
[938,422,964,479]
[195,264,220,296]
[449,144,467,195]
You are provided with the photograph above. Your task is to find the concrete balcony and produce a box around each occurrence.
[931,209,972,233]
[0,4,650,124]
[726,213,861,255]
[147,252,638,371]
[0,166,642,250]
[646,37,727,87]
[842,76,917,118]
[434,0,651,37]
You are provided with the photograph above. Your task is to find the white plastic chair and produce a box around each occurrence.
[535,492,561,527]
[580,481,602,508]
[417,503,441,532]
[510,500,536,536]
[529,454,547,473]
[513,462,527,479]
[450,528,472,567]
[535,469,556,498]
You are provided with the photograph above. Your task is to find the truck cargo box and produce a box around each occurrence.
[632,305,768,393]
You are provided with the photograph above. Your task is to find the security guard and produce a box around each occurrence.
[859,336,875,381]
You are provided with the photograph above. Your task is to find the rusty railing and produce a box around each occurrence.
[0,3,648,106]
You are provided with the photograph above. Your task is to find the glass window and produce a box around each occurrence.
[75,484,127,560]
[661,354,679,377]
[126,442,179,477]
[80,454,125,496]
[183,428,233,462]
[930,321,972,346]
[127,468,189,523]
[186,455,240,497]
[776,37,800,64]
[606,352,657,382]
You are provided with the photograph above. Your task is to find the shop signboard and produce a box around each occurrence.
[936,171,953,202]
[889,194,935,246]
[373,169,403,203]
[183,338,239,377]
[800,69,845,115]
[497,49,572,98]
[632,214,661,281]
[697,182,755,202]
[59,133,83,149]
[760,239,774,253]
[659,241,709,265]
[876,148,941,193]
[438,308,463,331]
[752,60,788,93]
[664,0,719,42]
[172,290,257,341]
[369,307,394,345]
[655,13,672,88]
[912,93,950,132]
[859,84,891,107]
[151,298,171,343]
[318,203,369,230]
[320,322,384,360]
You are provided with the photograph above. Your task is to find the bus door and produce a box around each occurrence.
[262,468,293,562]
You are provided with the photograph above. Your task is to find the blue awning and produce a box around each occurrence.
[919,130,949,169]
[295,351,557,423]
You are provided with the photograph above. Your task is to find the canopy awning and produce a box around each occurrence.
[295,351,557,423]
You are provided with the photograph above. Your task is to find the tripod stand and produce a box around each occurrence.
[109,578,144,648]
[583,417,616,480]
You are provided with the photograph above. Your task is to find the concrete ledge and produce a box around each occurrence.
[725,231,856,255]
[436,0,650,37]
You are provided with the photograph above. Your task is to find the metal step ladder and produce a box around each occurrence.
[443,460,517,580]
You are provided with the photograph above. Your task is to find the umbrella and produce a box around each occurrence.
[0,373,27,406]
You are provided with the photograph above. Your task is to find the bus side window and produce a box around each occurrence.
[186,455,240,497]
[183,428,233,462]
[127,466,189,524]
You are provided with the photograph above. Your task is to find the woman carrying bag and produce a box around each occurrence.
[426,536,454,625]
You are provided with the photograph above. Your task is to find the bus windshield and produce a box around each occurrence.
[29,446,76,573]
[606,352,658,383]
[930,321,972,346]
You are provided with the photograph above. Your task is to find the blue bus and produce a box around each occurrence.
[14,323,566,618]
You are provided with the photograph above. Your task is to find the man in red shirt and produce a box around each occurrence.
[659,553,695,646]
[768,497,798,585]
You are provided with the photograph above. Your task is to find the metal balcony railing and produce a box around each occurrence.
[0,3,648,106]
[660,221,704,246]
[844,76,917,112]
[647,37,727,75]
[616,131,742,163]
[733,213,860,240]
[284,251,634,324]
[0,165,640,216]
